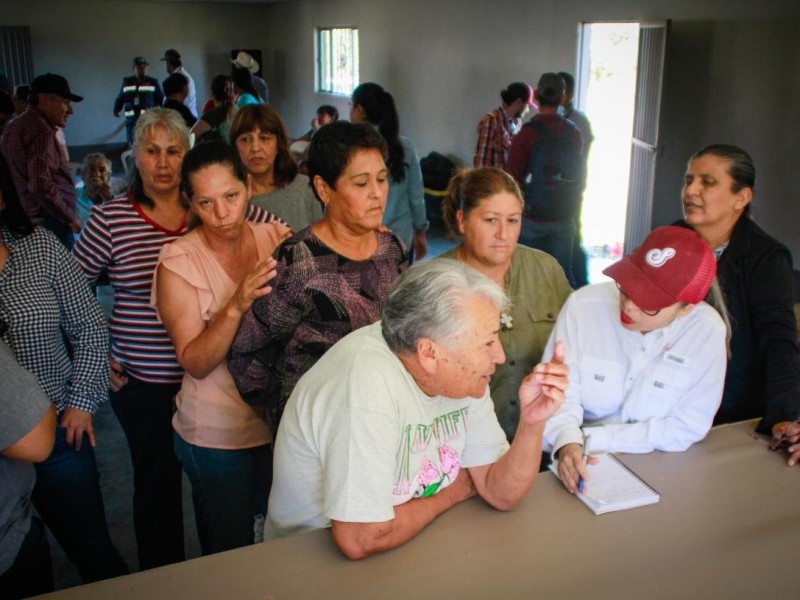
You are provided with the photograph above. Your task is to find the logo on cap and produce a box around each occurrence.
[645,247,676,268]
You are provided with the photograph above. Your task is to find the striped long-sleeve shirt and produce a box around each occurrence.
[73,190,280,384]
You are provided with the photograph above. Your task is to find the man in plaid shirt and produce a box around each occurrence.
[473,82,535,172]
[0,73,83,249]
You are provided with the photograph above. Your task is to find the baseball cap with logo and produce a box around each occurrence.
[133,56,149,66]
[603,226,716,312]
[30,73,84,102]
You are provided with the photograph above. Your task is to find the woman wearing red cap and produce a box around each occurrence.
[542,226,730,493]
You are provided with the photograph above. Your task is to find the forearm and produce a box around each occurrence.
[178,302,246,379]
[480,421,544,511]
[331,481,472,560]
[59,254,110,412]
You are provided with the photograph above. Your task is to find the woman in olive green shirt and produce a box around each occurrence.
[440,167,571,440]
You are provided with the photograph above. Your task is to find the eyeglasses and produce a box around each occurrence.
[615,282,661,317]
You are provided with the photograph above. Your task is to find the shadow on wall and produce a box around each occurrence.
[651,19,716,230]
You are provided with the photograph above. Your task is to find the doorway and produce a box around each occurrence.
[576,22,640,282]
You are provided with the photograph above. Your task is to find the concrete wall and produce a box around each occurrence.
[3,0,271,147]
[260,0,800,258]
[5,0,800,257]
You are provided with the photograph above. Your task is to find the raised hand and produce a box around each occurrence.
[517,340,569,426]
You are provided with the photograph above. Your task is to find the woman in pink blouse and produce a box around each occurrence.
[153,141,289,556]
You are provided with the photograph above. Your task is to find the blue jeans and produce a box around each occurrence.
[174,433,271,556]
[32,422,128,583]
[520,218,576,287]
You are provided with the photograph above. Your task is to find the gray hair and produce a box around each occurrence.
[81,152,111,176]
[381,259,509,354]
[132,107,190,156]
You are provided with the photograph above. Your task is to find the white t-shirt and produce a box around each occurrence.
[266,322,510,539]
[542,281,727,455]
[174,66,197,118]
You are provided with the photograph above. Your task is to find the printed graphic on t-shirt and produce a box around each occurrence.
[394,407,469,500]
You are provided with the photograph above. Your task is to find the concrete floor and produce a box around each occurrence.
[49,400,202,590]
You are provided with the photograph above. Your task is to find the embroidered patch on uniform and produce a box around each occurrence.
[594,374,605,382]
[664,352,687,365]
[645,247,676,268]
[653,381,665,389]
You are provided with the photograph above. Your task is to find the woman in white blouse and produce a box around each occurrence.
[543,226,731,493]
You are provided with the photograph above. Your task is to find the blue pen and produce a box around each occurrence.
[577,435,592,493]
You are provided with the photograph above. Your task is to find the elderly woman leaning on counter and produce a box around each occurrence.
[228,120,407,430]
[678,144,800,465]
[152,141,290,557]
[439,167,571,441]
[73,108,281,569]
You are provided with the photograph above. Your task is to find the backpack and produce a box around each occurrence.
[522,118,583,222]
[420,151,457,191]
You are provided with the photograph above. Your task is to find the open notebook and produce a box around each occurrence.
[550,453,661,515]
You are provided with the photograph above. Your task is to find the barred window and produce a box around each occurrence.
[317,27,359,95]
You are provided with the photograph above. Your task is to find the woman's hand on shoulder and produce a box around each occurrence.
[230,257,278,317]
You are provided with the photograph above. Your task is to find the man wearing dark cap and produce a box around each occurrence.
[473,81,535,172]
[0,73,83,249]
[161,48,197,118]
[162,72,197,128]
[508,72,584,286]
[114,56,164,147]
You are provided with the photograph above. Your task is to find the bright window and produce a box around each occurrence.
[317,27,359,95]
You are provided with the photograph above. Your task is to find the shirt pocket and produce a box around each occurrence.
[630,361,691,420]
[577,356,625,418]
[519,303,559,358]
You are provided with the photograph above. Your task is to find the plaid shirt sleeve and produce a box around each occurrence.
[473,113,496,168]
[24,127,75,223]
[52,239,110,413]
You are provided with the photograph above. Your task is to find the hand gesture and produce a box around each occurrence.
[517,341,569,426]
[109,358,128,392]
[230,257,277,317]
[556,443,599,494]
[412,230,428,261]
[771,421,800,466]
[61,407,95,451]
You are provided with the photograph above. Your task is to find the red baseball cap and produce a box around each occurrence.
[603,226,716,312]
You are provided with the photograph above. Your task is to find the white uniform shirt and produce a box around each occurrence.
[543,281,727,455]
[174,66,197,118]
